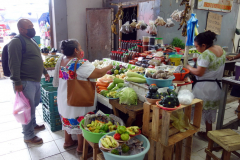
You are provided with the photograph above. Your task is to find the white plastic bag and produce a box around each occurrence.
[177,90,194,105]
[136,20,147,30]
[155,16,166,26]
[165,18,175,28]
[146,20,157,35]
[13,92,31,125]
[130,19,137,28]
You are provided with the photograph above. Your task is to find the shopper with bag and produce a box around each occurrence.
[53,39,113,154]
[9,19,50,144]
[186,31,226,140]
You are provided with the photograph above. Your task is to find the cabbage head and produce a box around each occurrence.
[118,87,138,105]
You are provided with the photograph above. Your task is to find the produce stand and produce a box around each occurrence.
[216,77,240,130]
[142,99,203,160]
[109,99,144,127]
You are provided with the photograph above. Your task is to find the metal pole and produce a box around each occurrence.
[119,19,122,48]
[184,0,195,67]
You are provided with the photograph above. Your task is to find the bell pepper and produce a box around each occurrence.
[113,133,121,140]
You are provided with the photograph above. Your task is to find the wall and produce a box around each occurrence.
[66,0,103,56]
[51,0,68,51]
[106,0,239,52]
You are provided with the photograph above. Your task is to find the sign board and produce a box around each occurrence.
[198,0,233,12]
[206,12,223,35]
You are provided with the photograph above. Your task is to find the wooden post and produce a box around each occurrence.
[119,19,122,48]
[184,0,195,67]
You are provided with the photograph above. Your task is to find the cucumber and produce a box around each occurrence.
[107,82,115,90]
[126,77,146,83]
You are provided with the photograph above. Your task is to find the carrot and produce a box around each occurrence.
[96,82,109,87]
[97,87,108,90]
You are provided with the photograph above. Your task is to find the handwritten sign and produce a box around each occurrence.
[198,0,233,12]
[206,12,222,35]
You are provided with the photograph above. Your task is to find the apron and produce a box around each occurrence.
[194,79,222,89]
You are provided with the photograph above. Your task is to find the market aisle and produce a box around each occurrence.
[0,78,239,160]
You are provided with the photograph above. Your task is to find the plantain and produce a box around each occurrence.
[111,24,118,35]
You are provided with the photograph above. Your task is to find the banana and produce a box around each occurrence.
[106,136,117,147]
[104,137,113,147]
[131,126,140,133]
[101,139,110,148]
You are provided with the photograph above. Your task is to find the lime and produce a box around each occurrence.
[114,70,119,75]
[115,65,120,70]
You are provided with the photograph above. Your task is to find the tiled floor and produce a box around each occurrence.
[0,78,239,160]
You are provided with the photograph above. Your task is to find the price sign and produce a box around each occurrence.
[206,12,223,35]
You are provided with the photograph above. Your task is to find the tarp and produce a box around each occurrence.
[38,12,50,24]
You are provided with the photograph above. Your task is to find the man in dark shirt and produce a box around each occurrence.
[8,19,50,144]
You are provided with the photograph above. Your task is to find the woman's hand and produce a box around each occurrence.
[226,56,233,61]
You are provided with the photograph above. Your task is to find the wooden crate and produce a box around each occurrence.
[142,99,203,146]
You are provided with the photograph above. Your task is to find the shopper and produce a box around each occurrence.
[53,39,113,153]
[186,31,226,140]
[8,19,50,144]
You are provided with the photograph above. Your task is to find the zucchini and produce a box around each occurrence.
[107,82,115,90]
[126,77,146,83]
[113,78,124,84]
[126,72,145,79]
[117,83,124,88]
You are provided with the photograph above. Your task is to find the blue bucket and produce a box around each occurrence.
[145,76,175,88]
[99,132,150,160]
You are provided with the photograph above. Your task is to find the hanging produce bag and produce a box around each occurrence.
[171,10,183,22]
[146,20,157,35]
[186,13,198,46]
[154,16,166,26]
[130,19,137,28]
[136,20,147,30]
[165,18,175,28]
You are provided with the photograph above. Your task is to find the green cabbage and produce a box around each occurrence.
[118,87,138,105]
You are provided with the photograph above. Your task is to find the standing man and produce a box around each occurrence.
[8,19,50,144]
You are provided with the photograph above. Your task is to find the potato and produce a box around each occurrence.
[157,70,164,74]
[156,73,162,79]
[152,73,158,79]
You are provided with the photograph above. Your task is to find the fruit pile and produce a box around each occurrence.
[106,65,128,79]
[158,89,179,108]
[43,56,59,69]
[113,126,140,141]
[111,144,130,155]
[87,120,117,133]
[100,135,118,149]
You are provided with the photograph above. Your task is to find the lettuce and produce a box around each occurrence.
[118,87,138,105]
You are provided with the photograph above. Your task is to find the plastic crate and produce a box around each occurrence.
[42,104,60,121]
[43,117,62,132]
[41,85,58,112]
[41,94,58,112]
[40,77,53,85]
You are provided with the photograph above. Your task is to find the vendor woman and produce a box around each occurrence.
[53,40,113,153]
[186,31,226,140]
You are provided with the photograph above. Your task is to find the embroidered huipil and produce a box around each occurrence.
[57,58,96,134]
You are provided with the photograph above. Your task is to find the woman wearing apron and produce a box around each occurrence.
[187,31,226,140]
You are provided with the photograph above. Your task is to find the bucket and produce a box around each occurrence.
[99,132,150,160]
[235,62,240,81]
[175,47,181,52]
[173,68,190,81]
[169,54,183,66]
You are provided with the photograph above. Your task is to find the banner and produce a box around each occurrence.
[198,0,233,12]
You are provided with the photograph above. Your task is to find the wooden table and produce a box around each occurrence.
[216,77,240,130]
[109,99,144,127]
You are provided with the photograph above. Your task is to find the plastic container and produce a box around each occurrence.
[169,54,183,66]
[40,77,53,85]
[175,47,181,52]
[143,45,148,52]
[164,52,177,56]
[149,37,155,45]
[173,68,190,81]
[235,62,240,81]
[142,36,149,42]
[155,38,163,46]
[41,84,58,112]
[144,76,175,88]
[80,118,108,143]
[99,132,150,160]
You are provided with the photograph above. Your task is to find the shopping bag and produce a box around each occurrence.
[13,92,31,125]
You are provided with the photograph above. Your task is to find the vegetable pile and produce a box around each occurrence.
[118,87,138,105]
[43,56,59,69]
[159,89,179,108]
[145,70,174,79]
[125,72,146,83]
[100,135,118,149]
[113,126,129,141]
[146,84,161,99]
[87,120,117,133]
[107,65,128,79]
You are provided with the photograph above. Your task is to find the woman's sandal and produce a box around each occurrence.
[63,140,78,149]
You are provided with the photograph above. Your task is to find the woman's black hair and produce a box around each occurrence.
[194,30,217,49]
[60,39,79,56]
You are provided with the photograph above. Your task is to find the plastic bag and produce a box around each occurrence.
[154,16,166,26]
[177,90,194,105]
[170,109,194,132]
[136,20,147,30]
[165,18,175,28]
[146,20,157,35]
[13,92,31,125]
[130,19,137,28]
[170,10,183,22]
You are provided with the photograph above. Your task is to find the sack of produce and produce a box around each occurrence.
[171,10,183,22]
[177,90,194,105]
[125,21,134,33]
[146,20,157,35]
[154,16,166,26]
[130,19,137,28]
[165,18,175,28]
[136,20,147,30]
